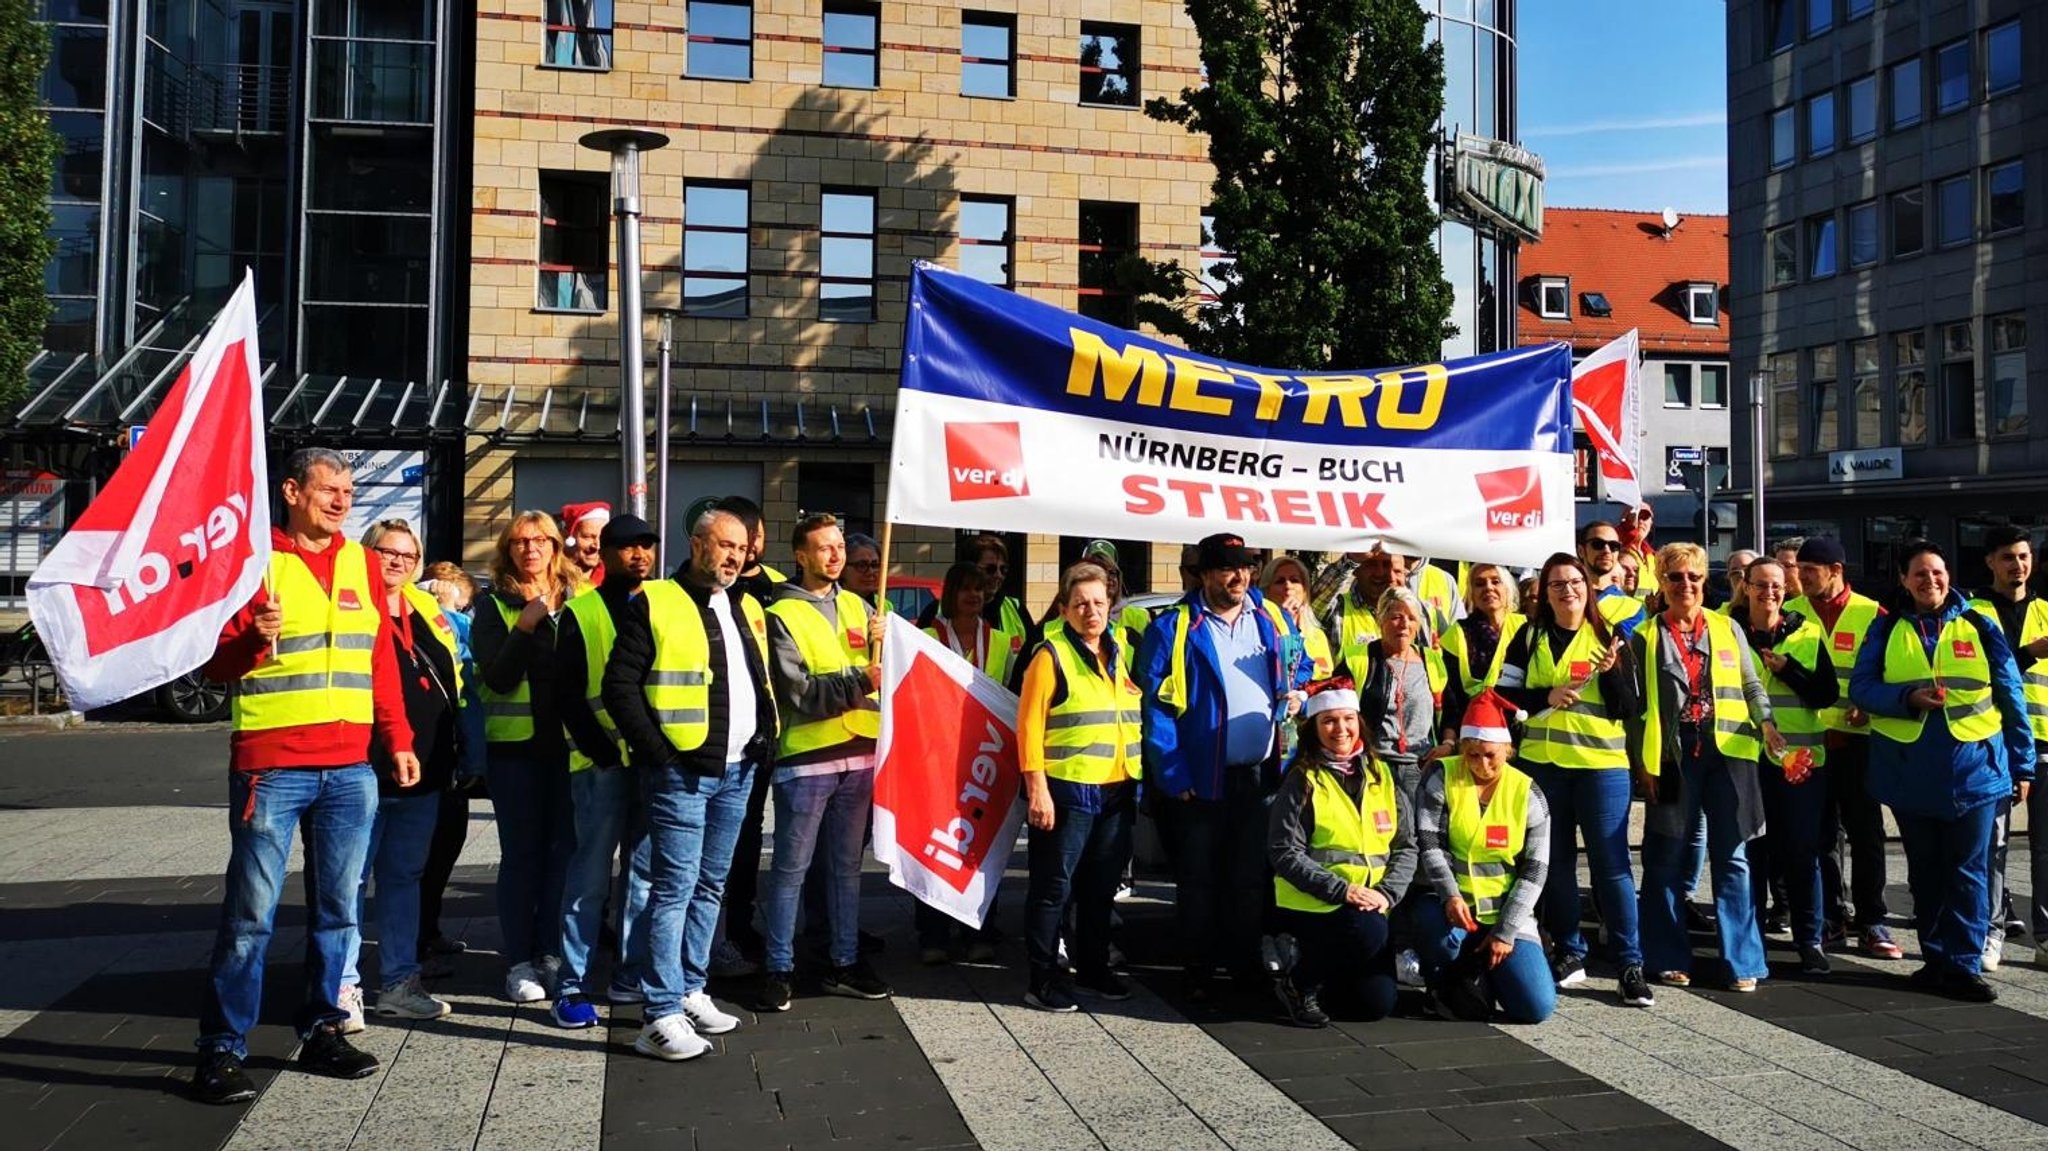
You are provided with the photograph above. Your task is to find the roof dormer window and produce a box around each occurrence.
[1580,291,1612,318]
[1536,276,1569,320]
[1684,281,1720,324]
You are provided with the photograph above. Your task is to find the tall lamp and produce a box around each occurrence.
[580,128,671,518]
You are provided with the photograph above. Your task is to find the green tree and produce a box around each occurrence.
[1135,0,1455,370]
[0,3,54,407]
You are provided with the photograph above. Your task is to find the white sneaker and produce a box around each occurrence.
[682,991,741,1035]
[636,1013,711,1062]
[338,983,366,1034]
[377,973,453,1020]
[505,961,547,1003]
[1395,948,1426,989]
[709,939,759,979]
[1983,930,2004,973]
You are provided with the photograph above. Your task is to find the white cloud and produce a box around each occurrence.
[1548,155,1727,179]
[1527,112,1728,137]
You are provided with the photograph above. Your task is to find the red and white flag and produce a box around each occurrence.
[27,273,270,711]
[873,622,1024,929]
[1571,329,1643,510]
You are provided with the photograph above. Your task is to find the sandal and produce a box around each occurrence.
[1658,970,1692,987]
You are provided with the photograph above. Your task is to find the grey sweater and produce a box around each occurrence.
[1267,755,1418,909]
[1415,763,1551,943]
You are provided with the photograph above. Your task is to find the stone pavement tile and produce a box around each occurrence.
[675,1115,838,1151]
[1777,1011,1940,1041]
[1530,1089,1673,1132]
[1379,1033,1554,1071]
[1078,1111,1231,1151]
[1320,1107,1465,1149]
[1885,1056,2047,1098]
[1457,1060,1601,1089]
[825,1100,981,1144]
[1274,1070,1379,1103]
[1531,1124,1731,1151]
[1431,1098,1576,1141]
[1892,1028,2027,1056]
[1242,1044,1411,1080]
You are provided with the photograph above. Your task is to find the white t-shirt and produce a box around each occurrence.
[706,588,757,763]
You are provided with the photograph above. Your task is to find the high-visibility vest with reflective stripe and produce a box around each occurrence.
[1040,633,1143,784]
[479,595,536,742]
[924,620,1025,685]
[1335,594,1382,670]
[1596,588,1646,633]
[1274,764,1398,912]
[1641,611,1763,770]
[1341,643,1448,718]
[1263,600,1334,680]
[1520,624,1630,770]
[637,581,713,753]
[233,543,381,733]
[1867,614,2002,745]
[1755,618,1830,768]
[564,588,624,772]
[1444,762,1532,926]
[768,588,881,758]
[1785,592,1881,733]
[1043,617,1136,676]
[1443,613,1527,695]
[1412,562,1460,634]
[997,596,1028,642]
[1968,595,2048,742]
[399,583,463,697]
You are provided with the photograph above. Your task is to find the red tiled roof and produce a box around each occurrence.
[1514,207,1729,356]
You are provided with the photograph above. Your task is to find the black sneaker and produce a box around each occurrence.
[297,1023,378,1079]
[1798,946,1832,978]
[192,1050,257,1105]
[1551,952,1588,988]
[1764,909,1791,936]
[757,970,794,1012]
[1907,963,1942,991]
[1941,970,1999,1003]
[1274,976,1329,1029]
[1073,970,1131,1001]
[1618,965,1655,1008]
[1026,980,1079,1012]
[822,960,892,1000]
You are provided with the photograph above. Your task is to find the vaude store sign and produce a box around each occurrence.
[1448,134,1545,243]
[1828,447,1904,483]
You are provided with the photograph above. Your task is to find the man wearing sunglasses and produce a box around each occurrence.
[1620,504,1662,590]
[1579,522,1648,640]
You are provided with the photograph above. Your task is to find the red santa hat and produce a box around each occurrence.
[1302,677,1359,718]
[561,501,612,532]
[1459,689,1523,745]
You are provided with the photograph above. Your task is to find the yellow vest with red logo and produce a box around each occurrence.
[399,582,462,696]
[923,619,1025,685]
[233,543,380,732]
[768,588,881,757]
[1520,624,1630,770]
[1786,591,1881,733]
[1968,595,2048,742]
[1639,611,1763,772]
[1444,762,1532,926]
[1868,615,2001,745]
[1274,764,1399,912]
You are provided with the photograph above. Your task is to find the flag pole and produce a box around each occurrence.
[875,521,894,620]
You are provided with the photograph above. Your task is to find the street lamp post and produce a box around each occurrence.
[1749,368,1770,553]
[580,128,671,519]
[653,308,675,573]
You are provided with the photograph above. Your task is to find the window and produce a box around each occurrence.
[683,181,749,317]
[1850,338,1880,447]
[537,171,608,311]
[1805,0,1831,38]
[1845,75,1876,143]
[1769,106,1796,169]
[1685,282,1718,324]
[1942,321,1978,440]
[1534,277,1568,318]
[1806,91,1836,157]
[1935,174,1971,246]
[1986,161,2023,234]
[1890,57,1922,129]
[1768,226,1797,287]
[1769,351,1800,457]
[1769,0,1796,53]
[544,0,613,69]
[1807,212,1838,279]
[962,12,1015,98]
[687,1,752,80]
[1700,364,1728,407]
[1847,200,1878,267]
[1987,20,2021,97]
[819,190,875,322]
[1811,344,1839,453]
[1934,39,1969,114]
[1665,363,1693,408]
[1078,202,1138,327]
[822,1,879,89]
[1890,187,1923,258]
[1896,330,1927,446]
[959,195,1012,287]
[1079,22,1139,107]
[1581,292,1612,318]
[1845,0,1872,19]
[1990,314,2028,436]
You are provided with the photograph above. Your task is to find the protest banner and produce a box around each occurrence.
[1571,329,1644,510]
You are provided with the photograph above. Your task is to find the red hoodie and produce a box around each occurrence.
[204,528,415,772]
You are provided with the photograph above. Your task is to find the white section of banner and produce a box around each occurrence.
[887,391,1577,568]
[1572,329,1643,510]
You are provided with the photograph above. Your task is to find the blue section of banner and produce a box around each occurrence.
[902,262,1573,454]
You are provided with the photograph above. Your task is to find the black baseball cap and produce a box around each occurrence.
[600,514,659,549]
[1194,532,1256,571]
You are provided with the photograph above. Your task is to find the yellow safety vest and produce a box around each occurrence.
[1412,562,1460,634]
[1785,591,1881,733]
[1444,762,1532,926]
[758,563,789,584]
[399,582,463,697]
[1968,595,2048,742]
[1043,616,1137,676]
[1274,764,1398,912]
[1596,588,1646,632]
[1335,593,1383,669]
[478,594,538,743]
[1263,600,1335,680]
[1756,618,1830,769]
[923,620,1025,685]
[1443,613,1527,695]
[1520,624,1630,770]
[768,587,881,758]
[1341,644,1448,718]
[563,588,624,772]
[637,581,714,753]
[1039,633,1143,784]
[996,596,1028,642]
[1867,615,2002,744]
[233,543,381,732]
[1641,611,1763,770]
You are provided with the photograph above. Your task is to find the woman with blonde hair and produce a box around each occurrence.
[1261,554,1333,680]
[473,510,586,1003]
[1444,563,1525,701]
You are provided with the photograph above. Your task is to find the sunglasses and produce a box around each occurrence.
[1585,539,1622,552]
[1664,571,1706,584]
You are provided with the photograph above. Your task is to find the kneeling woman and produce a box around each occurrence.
[1268,685,1416,1027]
[1413,691,1556,1024]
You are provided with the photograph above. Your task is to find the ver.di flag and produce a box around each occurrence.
[1571,329,1643,510]
[27,273,271,711]
[873,622,1024,929]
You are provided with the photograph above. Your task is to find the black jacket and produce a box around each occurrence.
[602,574,778,775]
[472,587,569,761]
[555,580,642,770]
[1743,609,1840,709]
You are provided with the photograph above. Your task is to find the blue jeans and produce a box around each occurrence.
[1523,763,1642,967]
[559,766,647,997]
[344,791,441,988]
[1412,895,1556,1024]
[1024,778,1134,983]
[488,747,574,966]
[1639,740,1768,981]
[1753,764,1830,951]
[1896,799,1998,975]
[636,760,755,1020]
[199,765,376,1057]
[763,769,874,972]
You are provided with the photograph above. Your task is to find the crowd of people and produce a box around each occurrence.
[187,446,2046,1105]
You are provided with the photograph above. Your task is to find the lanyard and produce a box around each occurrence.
[1664,615,1709,736]
[941,618,985,668]
[1390,650,1419,753]
[1915,615,1944,688]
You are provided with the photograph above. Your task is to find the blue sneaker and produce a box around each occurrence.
[550,994,601,1029]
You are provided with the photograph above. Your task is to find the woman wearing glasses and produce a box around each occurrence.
[1493,552,1649,1006]
[1635,543,1781,994]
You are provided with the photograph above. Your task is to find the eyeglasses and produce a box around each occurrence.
[1664,571,1706,584]
[510,536,553,551]
[848,560,882,571]
[1546,578,1587,592]
[1585,539,1622,552]
[373,546,419,563]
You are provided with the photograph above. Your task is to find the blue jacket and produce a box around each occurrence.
[447,607,488,781]
[1850,591,2034,819]
[1139,588,1314,801]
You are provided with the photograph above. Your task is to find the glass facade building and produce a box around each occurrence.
[1428,0,1521,359]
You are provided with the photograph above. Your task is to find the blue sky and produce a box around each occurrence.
[1518,1,1729,216]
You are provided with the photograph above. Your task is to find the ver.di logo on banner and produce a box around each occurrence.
[944,421,1030,502]
[1475,465,1546,538]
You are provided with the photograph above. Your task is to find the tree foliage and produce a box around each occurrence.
[1134,0,1455,370]
[0,3,54,407]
